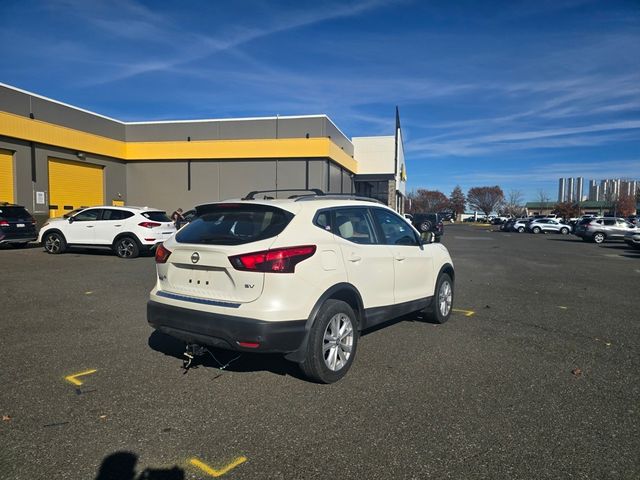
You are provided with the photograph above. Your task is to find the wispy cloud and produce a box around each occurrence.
[45,0,402,85]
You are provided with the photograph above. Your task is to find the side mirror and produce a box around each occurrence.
[68,216,74,223]
[420,231,435,244]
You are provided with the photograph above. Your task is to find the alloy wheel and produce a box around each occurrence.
[438,280,453,316]
[117,238,136,257]
[322,313,354,372]
[45,235,60,253]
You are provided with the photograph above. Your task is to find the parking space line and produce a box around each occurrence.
[452,308,475,317]
[189,457,247,477]
[64,369,97,386]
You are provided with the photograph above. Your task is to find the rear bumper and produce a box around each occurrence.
[147,300,306,353]
[0,234,37,245]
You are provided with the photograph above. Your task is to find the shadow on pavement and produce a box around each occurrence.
[545,238,585,243]
[148,330,305,379]
[95,451,184,480]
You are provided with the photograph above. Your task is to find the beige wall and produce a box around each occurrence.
[353,136,395,175]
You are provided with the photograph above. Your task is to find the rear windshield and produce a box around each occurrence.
[0,207,31,221]
[142,211,171,222]
[176,204,293,245]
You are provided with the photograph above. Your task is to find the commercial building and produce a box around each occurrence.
[0,83,407,222]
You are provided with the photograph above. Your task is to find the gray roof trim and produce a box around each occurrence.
[0,83,346,132]
[0,82,123,123]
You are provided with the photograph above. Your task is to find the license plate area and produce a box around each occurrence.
[17,223,25,228]
[167,264,236,298]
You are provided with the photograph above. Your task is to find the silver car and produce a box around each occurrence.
[574,217,639,244]
[527,218,571,235]
[511,218,531,233]
[624,231,640,249]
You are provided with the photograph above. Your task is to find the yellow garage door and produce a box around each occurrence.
[0,149,15,204]
[48,158,104,218]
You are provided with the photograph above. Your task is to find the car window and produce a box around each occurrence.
[372,208,419,246]
[333,208,376,245]
[603,219,615,226]
[102,209,134,221]
[142,211,171,222]
[73,209,100,222]
[176,204,293,245]
[314,210,332,232]
[0,206,31,221]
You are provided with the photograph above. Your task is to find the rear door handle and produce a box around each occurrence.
[86,225,94,228]
[395,255,406,261]
[348,254,362,262]
[114,224,122,227]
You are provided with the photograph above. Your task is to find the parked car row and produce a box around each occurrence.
[499,214,640,247]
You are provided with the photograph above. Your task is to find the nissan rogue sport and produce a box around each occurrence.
[147,192,455,383]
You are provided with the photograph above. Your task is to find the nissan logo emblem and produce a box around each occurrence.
[191,252,200,264]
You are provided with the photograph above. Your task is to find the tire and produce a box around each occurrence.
[532,227,541,234]
[43,232,67,254]
[424,273,454,324]
[114,236,140,258]
[299,300,358,384]
[418,220,432,233]
[593,232,605,244]
[560,227,569,235]
[517,226,524,233]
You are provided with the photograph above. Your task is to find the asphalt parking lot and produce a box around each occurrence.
[1,224,639,480]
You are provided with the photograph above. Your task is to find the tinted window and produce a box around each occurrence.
[334,208,376,244]
[102,209,134,221]
[0,206,31,221]
[176,204,293,245]
[74,209,100,222]
[603,219,615,226]
[142,211,171,222]
[373,208,419,246]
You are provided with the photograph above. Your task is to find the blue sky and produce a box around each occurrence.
[1,0,639,201]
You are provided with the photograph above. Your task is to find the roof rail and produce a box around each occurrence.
[243,188,324,200]
[295,194,384,204]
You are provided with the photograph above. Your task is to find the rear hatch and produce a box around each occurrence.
[140,211,176,241]
[161,203,295,304]
[0,206,37,240]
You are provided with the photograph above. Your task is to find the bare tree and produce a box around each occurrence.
[467,186,504,216]
[502,189,524,217]
[537,189,550,204]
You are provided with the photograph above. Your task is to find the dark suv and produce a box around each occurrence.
[410,213,444,241]
[0,203,38,247]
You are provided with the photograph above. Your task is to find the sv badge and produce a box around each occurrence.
[244,284,255,289]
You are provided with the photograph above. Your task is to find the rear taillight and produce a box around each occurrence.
[229,245,316,273]
[155,243,172,263]
[139,221,161,229]
[0,221,9,227]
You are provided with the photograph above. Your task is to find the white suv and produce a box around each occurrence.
[147,193,455,383]
[38,206,176,258]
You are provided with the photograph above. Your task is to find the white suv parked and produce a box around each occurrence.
[38,206,176,258]
[147,192,455,383]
